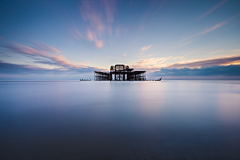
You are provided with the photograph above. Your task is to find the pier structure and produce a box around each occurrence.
[94,64,146,81]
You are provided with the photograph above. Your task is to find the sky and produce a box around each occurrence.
[0,0,240,80]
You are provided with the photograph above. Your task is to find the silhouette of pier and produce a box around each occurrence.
[94,64,146,81]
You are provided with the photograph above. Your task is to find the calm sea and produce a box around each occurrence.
[1,80,240,159]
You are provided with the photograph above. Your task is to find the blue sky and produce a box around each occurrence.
[0,0,240,80]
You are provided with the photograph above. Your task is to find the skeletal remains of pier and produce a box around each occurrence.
[94,64,146,81]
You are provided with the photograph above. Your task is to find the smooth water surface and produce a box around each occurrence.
[1,80,240,159]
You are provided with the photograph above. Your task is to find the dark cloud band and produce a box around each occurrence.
[166,56,240,69]
[152,65,240,76]
[0,61,96,75]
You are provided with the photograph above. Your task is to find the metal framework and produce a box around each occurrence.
[94,64,146,81]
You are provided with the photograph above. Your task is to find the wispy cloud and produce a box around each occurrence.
[198,0,228,21]
[209,49,224,54]
[94,40,104,49]
[176,40,192,47]
[103,0,115,24]
[165,55,240,69]
[141,45,152,52]
[140,45,152,54]
[130,56,184,72]
[86,30,104,48]
[0,60,96,75]
[199,15,238,35]
[70,26,84,40]
[115,27,119,38]
[81,1,105,33]
[180,14,239,46]
[1,42,97,70]
[77,0,116,48]
[123,53,127,57]
[33,43,61,53]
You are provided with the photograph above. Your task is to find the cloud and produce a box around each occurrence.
[165,55,240,69]
[130,56,183,72]
[103,0,115,24]
[76,0,116,48]
[152,65,240,77]
[199,15,237,35]
[115,27,119,38]
[129,54,240,76]
[209,49,224,54]
[86,30,95,41]
[233,48,240,52]
[140,45,152,54]
[0,61,96,75]
[202,14,239,34]
[147,51,240,79]
[123,53,126,57]
[33,43,61,53]
[180,14,239,45]
[0,61,57,74]
[1,42,96,70]
[198,0,228,21]
[176,41,192,47]
[86,30,103,48]
[80,1,105,33]
[95,39,103,48]
[70,26,84,40]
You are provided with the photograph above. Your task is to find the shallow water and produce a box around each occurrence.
[1,80,240,159]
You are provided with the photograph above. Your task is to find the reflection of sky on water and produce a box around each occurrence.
[0,80,240,159]
[216,85,240,124]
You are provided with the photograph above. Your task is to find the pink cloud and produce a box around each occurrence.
[141,45,152,53]
[87,30,95,41]
[34,43,61,53]
[103,0,115,23]
[3,42,92,69]
[130,56,175,72]
[75,0,116,49]
[95,39,103,48]
[86,30,104,48]
[80,1,106,33]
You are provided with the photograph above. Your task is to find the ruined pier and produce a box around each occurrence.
[94,64,146,81]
